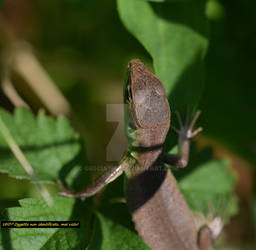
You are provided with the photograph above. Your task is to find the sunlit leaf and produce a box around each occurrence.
[0,108,84,182]
[117,0,209,111]
[179,159,238,219]
[0,196,92,250]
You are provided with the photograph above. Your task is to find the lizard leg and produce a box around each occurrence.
[197,226,212,250]
[197,217,224,250]
[57,157,128,200]
[161,109,202,168]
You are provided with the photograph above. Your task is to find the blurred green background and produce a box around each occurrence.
[0,0,255,249]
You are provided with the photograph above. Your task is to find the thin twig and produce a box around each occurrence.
[0,116,53,206]
[12,42,71,116]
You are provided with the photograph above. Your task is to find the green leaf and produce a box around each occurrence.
[87,212,150,250]
[205,0,225,20]
[0,108,84,182]
[0,196,92,250]
[140,0,191,3]
[179,159,238,219]
[140,0,166,2]
[117,0,209,110]
[200,1,256,166]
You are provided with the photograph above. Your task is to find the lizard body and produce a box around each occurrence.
[59,59,211,250]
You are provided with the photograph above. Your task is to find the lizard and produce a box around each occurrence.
[58,59,218,250]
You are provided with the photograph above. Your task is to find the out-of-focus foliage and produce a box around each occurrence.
[179,159,238,218]
[0,108,84,182]
[0,0,255,249]
[118,0,209,112]
[0,197,92,250]
[200,0,256,166]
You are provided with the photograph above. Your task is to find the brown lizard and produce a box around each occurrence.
[58,59,219,250]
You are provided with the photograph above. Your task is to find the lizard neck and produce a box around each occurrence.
[125,146,163,178]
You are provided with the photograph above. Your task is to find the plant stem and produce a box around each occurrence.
[0,115,53,206]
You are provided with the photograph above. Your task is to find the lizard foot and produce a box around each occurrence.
[172,108,203,140]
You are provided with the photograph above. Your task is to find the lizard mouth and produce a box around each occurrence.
[124,66,133,104]
[124,81,140,131]
[125,84,133,104]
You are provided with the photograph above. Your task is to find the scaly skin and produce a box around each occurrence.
[125,59,198,250]
[58,59,208,250]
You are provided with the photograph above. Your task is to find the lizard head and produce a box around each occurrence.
[124,59,170,148]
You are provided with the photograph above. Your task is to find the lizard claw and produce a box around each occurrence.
[171,109,202,140]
